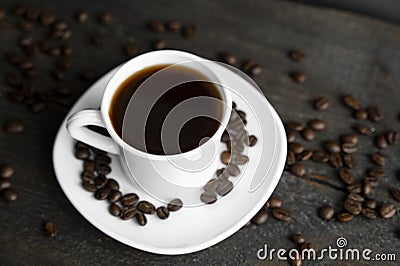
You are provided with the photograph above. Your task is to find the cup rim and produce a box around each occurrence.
[100,50,232,160]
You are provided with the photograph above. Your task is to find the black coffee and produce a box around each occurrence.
[109,64,222,155]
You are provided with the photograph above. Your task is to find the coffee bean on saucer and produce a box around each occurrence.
[121,193,139,206]
[285,121,305,131]
[95,154,111,165]
[137,201,156,214]
[148,19,165,32]
[3,120,24,133]
[217,180,233,196]
[251,208,268,225]
[319,205,335,221]
[391,188,400,202]
[371,152,388,166]
[235,154,249,165]
[95,186,111,200]
[135,213,147,226]
[386,131,399,145]
[343,95,361,110]
[1,166,15,178]
[324,141,341,153]
[108,190,122,203]
[367,106,383,122]
[268,198,282,209]
[375,134,388,149]
[218,51,237,65]
[221,151,231,164]
[156,206,170,219]
[301,128,315,141]
[106,179,119,191]
[336,212,354,222]
[2,188,18,202]
[81,170,95,182]
[291,233,305,244]
[221,130,230,143]
[83,160,95,172]
[121,206,136,220]
[152,39,166,50]
[75,10,88,23]
[216,168,229,179]
[82,181,97,192]
[200,191,217,204]
[109,203,121,216]
[166,19,181,32]
[204,179,219,192]
[75,147,90,160]
[312,150,329,163]
[290,163,306,177]
[364,199,377,209]
[272,208,291,221]
[329,153,343,168]
[227,164,240,177]
[289,142,304,154]
[354,109,368,120]
[368,167,385,178]
[99,12,113,25]
[308,119,325,131]
[380,203,396,219]
[289,50,306,62]
[44,222,57,237]
[168,198,183,211]
[361,208,377,219]
[290,71,306,84]
[97,165,111,175]
[314,97,330,110]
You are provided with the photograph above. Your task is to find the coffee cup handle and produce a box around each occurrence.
[66,110,120,154]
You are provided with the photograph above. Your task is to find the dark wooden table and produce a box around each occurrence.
[0,0,399,264]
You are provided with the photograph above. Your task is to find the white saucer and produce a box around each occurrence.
[52,62,287,255]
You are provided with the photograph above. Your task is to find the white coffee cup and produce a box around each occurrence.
[67,50,232,204]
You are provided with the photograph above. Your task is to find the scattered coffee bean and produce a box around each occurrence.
[286,151,296,165]
[227,164,240,177]
[363,182,372,195]
[341,142,357,154]
[361,208,377,219]
[0,179,11,191]
[221,151,231,164]
[75,10,88,23]
[301,127,315,141]
[291,233,305,244]
[217,180,234,196]
[40,12,55,26]
[221,131,230,143]
[241,60,262,77]
[312,150,329,163]
[343,95,361,110]
[289,142,304,154]
[324,141,341,153]
[285,121,304,131]
[82,181,97,192]
[218,51,237,65]
[308,119,326,131]
[121,193,139,206]
[336,212,354,222]
[368,167,385,178]
[200,191,217,204]
[329,153,343,168]
[137,201,156,214]
[364,199,377,209]
[287,131,296,143]
[148,19,165,32]
[319,205,335,221]
[347,182,362,194]
[314,97,330,110]
[99,12,113,25]
[135,213,147,226]
[182,25,196,38]
[121,206,137,220]
[44,222,57,237]
[152,39,166,50]
[300,242,314,251]
[290,71,306,84]
[386,131,399,145]
[344,198,362,215]
[95,186,111,200]
[2,188,18,202]
[1,166,15,178]
[367,106,383,122]
[251,208,268,225]
[3,120,24,133]
[371,152,388,166]
[109,203,121,216]
[235,154,249,165]
[289,50,306,62]
[356,124,375,136]
[107,190,122,203]
[375,134,388,149]
[166,19,181,32]
[365,177,379,187]
[167,198,183,211]
[354,109,368,120]
[379,203,396,219]
[290,163,306,177]
[268,198,283,209]
[297,150,313,161]
[341,134,358,145]
[290,253,303,266]
[272,208,291,221]
[390,188,400,202]
[156,206,170,219]
[343,154,356,168]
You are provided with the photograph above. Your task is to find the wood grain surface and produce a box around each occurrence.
[0,0,399,264]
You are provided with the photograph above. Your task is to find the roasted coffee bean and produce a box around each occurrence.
[53,21,68,31]
[241,60,262,77]
[1,166,15,179]
[137,201,156,214]
[109,203,121,216]
[289,49,306,62]
[272,208,291,221]
[391,188,400,202]
[301,242,314,251]
[375,134,388,149]
[123,41,137,57]
[167,19,181,32]
[286,151,296,165]
[95,154,111,165]
[221,151,231,164]
[235,154,249,165]
[47,46,61,57]
[99,12,113,25]
[339,169,355,185]
[40,12,55,26]
[285,121,305,131]
[344,198,362,215]
[329,153,343,168]
[82,181,97,192]
[290,71,306,84]
[289,142,304,154]
[354,109,368,120]
[324,141,341,153]
[341,143,357,154]
[148,19,165,32]
[231,141,245,153]
[221,131,230,143]
[75,147,90,160]
[312,150,329,163]
[218,51,237,65]
[135,213,147,226]
[217,180,233,196]
[290,163,305,177]
[386,131,399,145]
[83,160,95,172]
[121,206,137,220]
[1,188,18,202]
[3,120,24,133]
[343,154,356,168]
[227,164,240,177]
[200,191,217,204]
[44,222,57,237]
[97,165,111,175]
[308,119,325,131]
[371,152,388,166]
[168,198,183,211]
[356,124,375,136]
[291,233,305,244]
[91,34,106,46]
[367,106,383,122]
[290,253,303,266]
[216,168,229,179]
[347,193,365,202]
[314,96,330,110]
[319,205,335,221]
[301,127,315,141]
[268,198,283,209]
[74,10,88,22]
[364,199,377,209]
[152,39,166,50]
[121,193,139,206]
[341,134,358,145]
[297,150,313,161]
[380,203,396,219]
[248,135,258,147]
[156,206,170,219]
[347,182,362,194]
[287,131,296,143]
[107,190,122,203]
[365,177,379,187]
[30,102,47,113]
[368,167,385,178]
[363,182,372,195]
[182,25,196,38]
[95,186,111,200]
[361,208,377,219]
[106,179,119,191]
[343,95,361,110]
[251,208,268,225]
[19,36,33,47]
[204,179,219,192]
[336,212,354,222]
[81,170,95,182]
[0,179,11,191]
